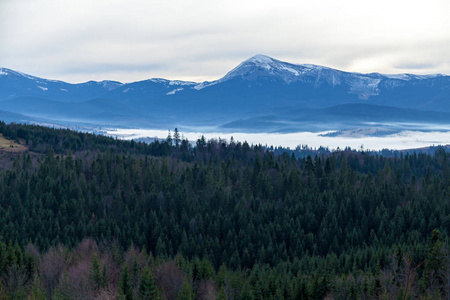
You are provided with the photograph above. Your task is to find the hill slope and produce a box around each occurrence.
[0,122,449,298]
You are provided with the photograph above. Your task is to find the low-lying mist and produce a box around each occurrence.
[106,128,450,151]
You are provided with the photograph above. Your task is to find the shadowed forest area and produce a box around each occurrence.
[0,122,450,299]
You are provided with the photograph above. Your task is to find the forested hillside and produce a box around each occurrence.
[0,122,450,299]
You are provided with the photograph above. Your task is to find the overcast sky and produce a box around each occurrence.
[1,0,449,83]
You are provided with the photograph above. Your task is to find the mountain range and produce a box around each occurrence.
[1,55,449,133]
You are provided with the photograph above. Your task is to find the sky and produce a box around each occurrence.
[1,0,449,83]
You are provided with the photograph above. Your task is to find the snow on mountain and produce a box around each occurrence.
[222,55,353,85]
[2,57,445,101]
[224,55,443,84]
[214,55,450,100]
[0,67,126,102]
[1,55,449,131]
[221,55,333,81]
[146,78,196,86]
[221,54,307,82]
[347,77,381,99]
[166,88,184,95]
[168,80,197,86]
[100,80,123,90]
[216,55,386,99]
[193,81,218,90]
[382,73,443,81]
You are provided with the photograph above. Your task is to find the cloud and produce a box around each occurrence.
[395,62,440,71]
[1,0,449,82]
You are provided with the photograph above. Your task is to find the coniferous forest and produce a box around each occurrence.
[1,121,450,299]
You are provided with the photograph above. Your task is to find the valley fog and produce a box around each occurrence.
[106,128,450,151]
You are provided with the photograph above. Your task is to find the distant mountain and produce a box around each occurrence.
[221,103,450,133]
[0,68,122,102]
[1,55,449,132]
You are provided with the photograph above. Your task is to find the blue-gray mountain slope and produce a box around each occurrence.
[0,55,449,132]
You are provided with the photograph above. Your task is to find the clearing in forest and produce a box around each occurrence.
[0,134,28,153]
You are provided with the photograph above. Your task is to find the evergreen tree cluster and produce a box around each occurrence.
[0,122,450,298]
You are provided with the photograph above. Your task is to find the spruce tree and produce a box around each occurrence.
[119,266,134,300]
[90,253,102,290]
[174,128,180,148]
[29,276,47,300]
[177,279,194,300]
[138,267,160,300]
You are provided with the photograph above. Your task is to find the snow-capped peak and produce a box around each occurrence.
[0,67,68,84]
[220,55,326,83]
[246,54,274,65]
[0,68,35,80]
[244,55,329,72]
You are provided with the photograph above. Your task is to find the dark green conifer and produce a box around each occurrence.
[119,266,134,300]
[138,267,160,300]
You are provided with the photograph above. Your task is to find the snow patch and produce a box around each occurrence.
[166,88,183,95]
[149,78,168,84]
[383,73,442,81]
[194,81,218,90]
[169,80,196,86]
[60,89,68,92]
[384,74,412,80]
[14,70,39,81]
[331,75,341,86]
[100,81,122,90]
[280,66,299,76]
[145,78,196,86]
[347,77,381,99]
[0,70,7,76]
[415,74,442,79]
[123,88,131,93]
[37,86,48,91]
[301,64,326,71]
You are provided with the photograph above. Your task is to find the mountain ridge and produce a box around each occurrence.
[1,55,445,89]
[1,55,449,132]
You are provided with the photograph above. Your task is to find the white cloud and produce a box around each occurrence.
[0,0,449,83]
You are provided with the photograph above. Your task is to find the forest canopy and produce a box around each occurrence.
[0,121,449,299]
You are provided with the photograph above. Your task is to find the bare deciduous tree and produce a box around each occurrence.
[196,279,218,300]
[72,238,98,265]
[40,245,69,295]
[155,261,186,299]
[55,260,94,300]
